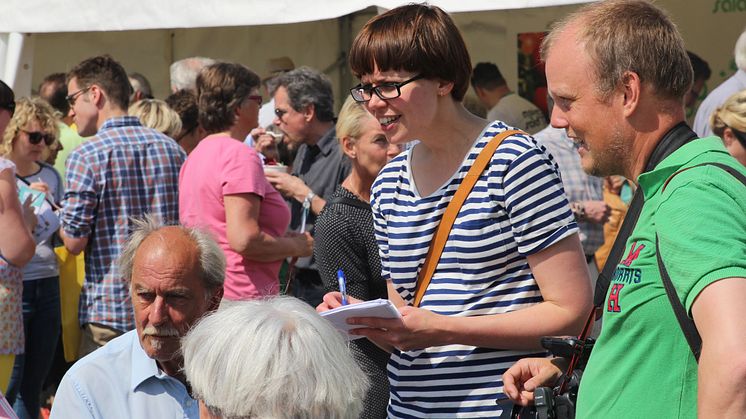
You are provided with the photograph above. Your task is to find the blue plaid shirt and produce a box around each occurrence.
[535,126,605,255]
[61,116,185,332]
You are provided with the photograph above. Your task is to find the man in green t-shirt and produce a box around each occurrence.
[502,1,746,418]
[38,72,88,183]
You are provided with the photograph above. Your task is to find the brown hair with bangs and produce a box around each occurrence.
[349,4,472,102]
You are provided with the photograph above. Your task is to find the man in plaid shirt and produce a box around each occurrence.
[60,55,186,356]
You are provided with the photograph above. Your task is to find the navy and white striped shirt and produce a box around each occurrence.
[371,122,577,418]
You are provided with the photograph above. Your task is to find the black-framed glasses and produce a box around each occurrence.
[274,108,288,119]
[65,86,91,107]
[23,130,55,146]
[350,74,424,103]
[0,101,15,116]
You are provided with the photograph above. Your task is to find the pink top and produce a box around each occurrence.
[179,134,291,300]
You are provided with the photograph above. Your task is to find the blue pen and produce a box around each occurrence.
[337,269,349,305]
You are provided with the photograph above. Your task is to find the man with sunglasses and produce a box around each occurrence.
[263,67,350,308]
[59,55,186,356]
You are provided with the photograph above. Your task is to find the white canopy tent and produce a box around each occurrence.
[0,0,593,96]
[0,0,740,107]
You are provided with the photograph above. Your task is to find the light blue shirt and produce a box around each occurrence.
[693,69,746,137]
[50,330,198,419]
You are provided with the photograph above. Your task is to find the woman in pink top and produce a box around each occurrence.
[179,63,312,300]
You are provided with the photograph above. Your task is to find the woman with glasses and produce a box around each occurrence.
[318,5,591,417]
[179,63,312,302]
[711,89,746,166]
[1,97,63,418]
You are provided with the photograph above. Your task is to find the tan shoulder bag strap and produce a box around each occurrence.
[412,129,521,307]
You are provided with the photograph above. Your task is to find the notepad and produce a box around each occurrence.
[320,298,401,340]
[17,181,60,244]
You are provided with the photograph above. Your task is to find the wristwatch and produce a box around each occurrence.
[303,191,316,209]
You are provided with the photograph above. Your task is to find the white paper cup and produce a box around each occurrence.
[263,164,289,174]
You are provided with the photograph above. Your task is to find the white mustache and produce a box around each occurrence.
[142,325,180,337]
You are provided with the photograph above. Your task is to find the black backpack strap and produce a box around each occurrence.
[656,161,746,361]
[326,196,371,211]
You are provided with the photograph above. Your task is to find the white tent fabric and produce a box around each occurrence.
[1,0,592,33]
[0,0,594,95]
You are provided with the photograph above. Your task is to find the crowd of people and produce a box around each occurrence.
[0,0,745,418]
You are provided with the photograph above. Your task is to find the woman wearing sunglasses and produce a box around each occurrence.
[1,97,63,418]
[318,5,591,417]
[179,63,312,302]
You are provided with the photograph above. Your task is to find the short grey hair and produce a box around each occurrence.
[735,27,746,72]
[170,56,217,92]
[118,215,225,291]
[182,297,369,419]
[273,66,335,122]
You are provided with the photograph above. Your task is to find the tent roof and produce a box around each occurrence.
[2,0,593,33]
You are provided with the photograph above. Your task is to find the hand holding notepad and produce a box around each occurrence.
[319,299,401,340]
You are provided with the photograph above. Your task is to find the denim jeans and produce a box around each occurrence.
[6,276,61,419]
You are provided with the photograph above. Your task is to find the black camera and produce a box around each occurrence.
[499,336,594,419]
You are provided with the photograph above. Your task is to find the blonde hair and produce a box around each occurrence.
[128,99,182,138]
[1,97,59,158]
[335,96,374,144]
[710,90,746,137]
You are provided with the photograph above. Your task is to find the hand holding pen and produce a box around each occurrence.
[337,269,349,306]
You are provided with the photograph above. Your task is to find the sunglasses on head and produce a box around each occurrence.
[23,130,55,146]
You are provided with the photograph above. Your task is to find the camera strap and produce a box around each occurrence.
[592,122,697,308]
[558,123,697,394]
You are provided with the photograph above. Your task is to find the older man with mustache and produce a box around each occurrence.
[50,216,225,419]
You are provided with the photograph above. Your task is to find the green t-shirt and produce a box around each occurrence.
[576,137,746,418]
[53,122,88,185]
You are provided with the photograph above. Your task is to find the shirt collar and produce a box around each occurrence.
[129,331,163,392]
[637,136,730,200]
[100,116,143,132]
[316,127,337,156]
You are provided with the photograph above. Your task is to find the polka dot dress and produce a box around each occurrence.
[315,185,390,419]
